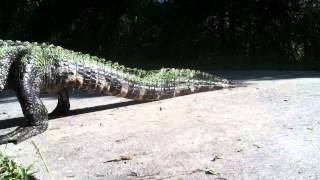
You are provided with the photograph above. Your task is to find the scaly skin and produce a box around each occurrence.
[0,39,232,144]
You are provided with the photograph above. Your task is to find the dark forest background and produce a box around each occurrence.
[0,0,319,70]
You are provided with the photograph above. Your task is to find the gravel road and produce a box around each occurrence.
[0,71,319,180]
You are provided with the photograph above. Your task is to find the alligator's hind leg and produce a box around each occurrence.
[0,59,48,145]
[49,88,70,117]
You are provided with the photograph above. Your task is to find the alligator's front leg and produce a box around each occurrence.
[0,59,48,145]
[49,88,70,117]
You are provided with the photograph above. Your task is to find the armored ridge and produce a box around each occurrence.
[0,39,232,144]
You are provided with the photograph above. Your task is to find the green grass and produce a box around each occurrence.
[0,152,35,180]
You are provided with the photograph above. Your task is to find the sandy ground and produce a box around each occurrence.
[0,71,320,180]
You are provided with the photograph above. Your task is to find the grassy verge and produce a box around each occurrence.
[0,151,35,180]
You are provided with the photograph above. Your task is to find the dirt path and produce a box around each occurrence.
[0,71,320,179]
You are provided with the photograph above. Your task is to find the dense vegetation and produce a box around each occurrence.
[0,0,319,70]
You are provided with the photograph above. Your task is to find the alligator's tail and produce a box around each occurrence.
[123,79,231,101]
[118,70,232,101]
[55,60,232,101]
[47,52,232,101]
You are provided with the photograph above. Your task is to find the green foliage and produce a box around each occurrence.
[0,152,35,180]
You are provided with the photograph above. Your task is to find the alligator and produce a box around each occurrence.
[0,39,232,144]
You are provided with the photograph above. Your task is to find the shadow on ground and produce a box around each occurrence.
[0,100,145,130]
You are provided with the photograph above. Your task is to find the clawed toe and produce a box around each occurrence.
[49,109,69,118]
[0,135,18,145]
[0,125,48,145]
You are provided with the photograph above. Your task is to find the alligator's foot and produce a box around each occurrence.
[49,102,70,118]
[49,88,70,118]
[0,124,48,145]
[49,108,69,118]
